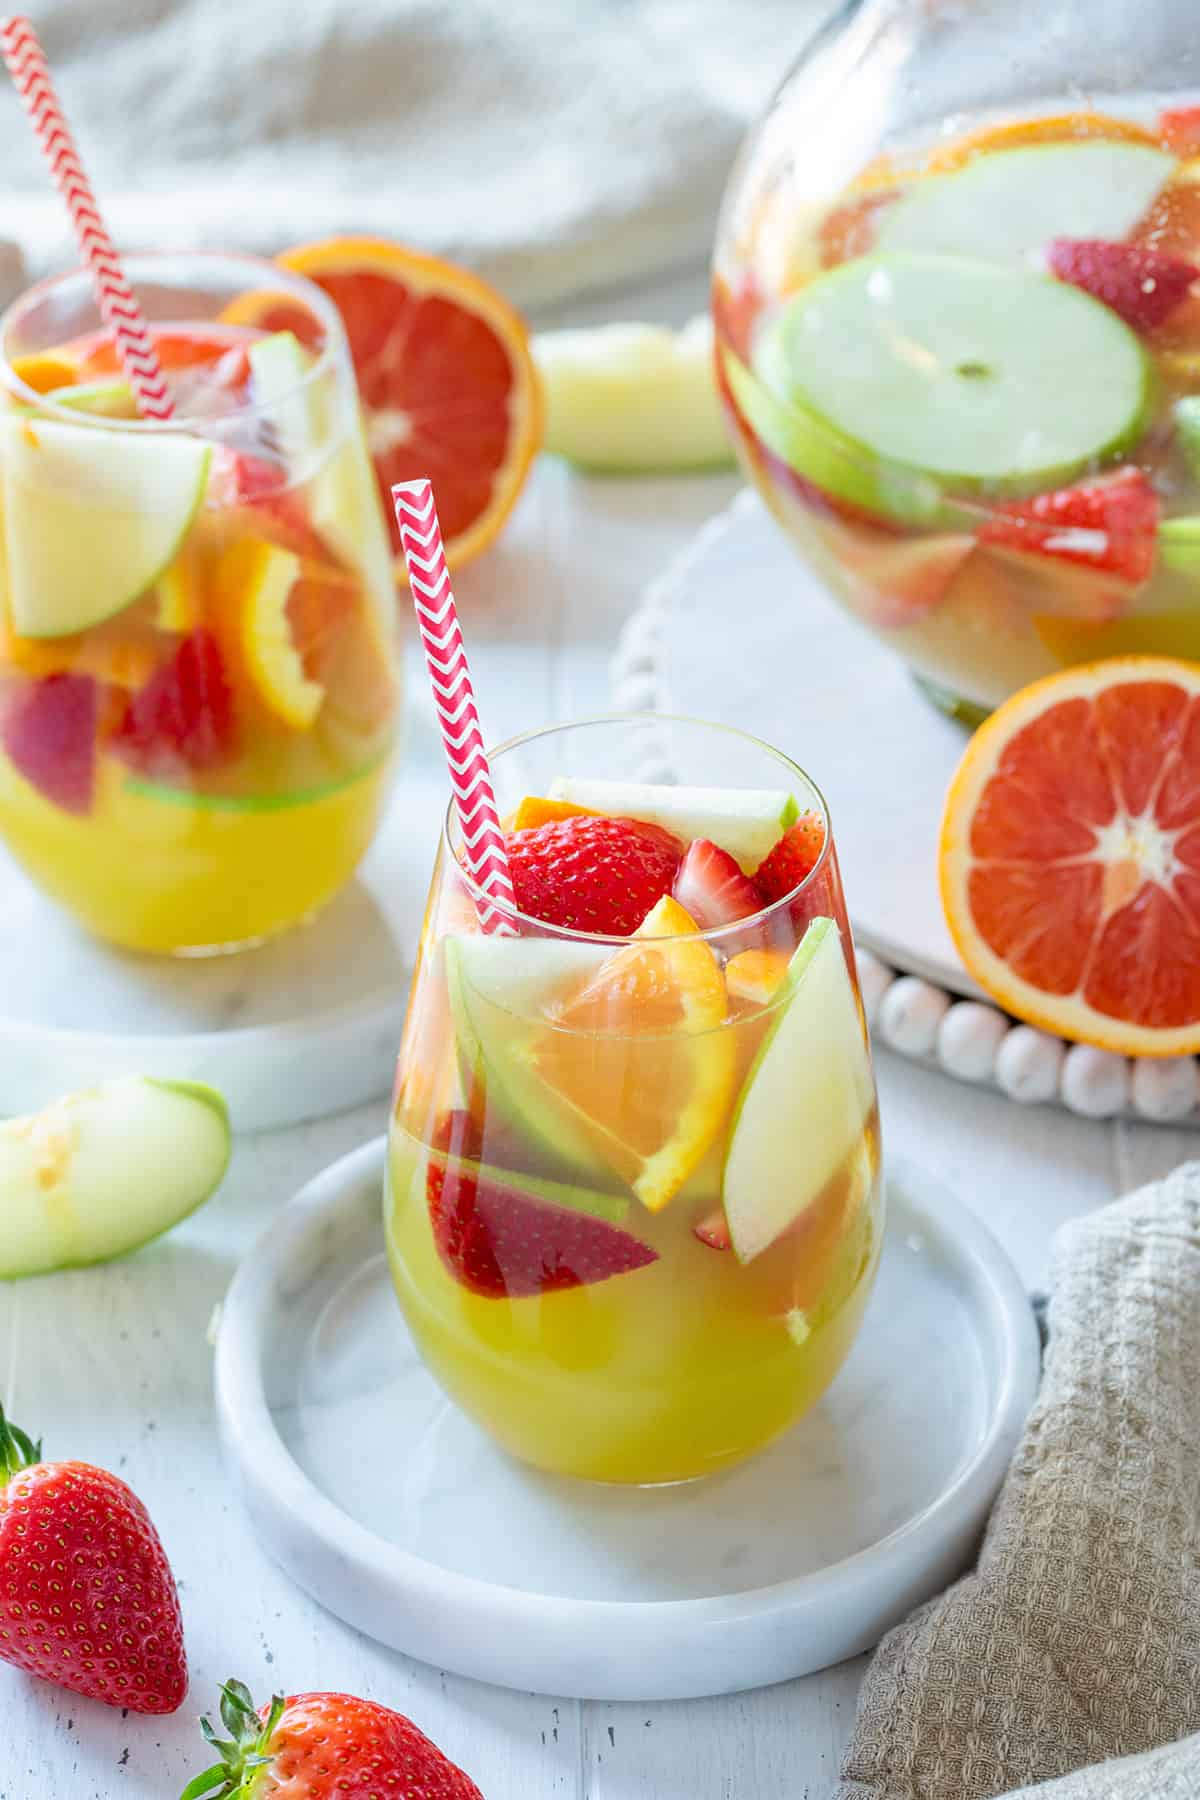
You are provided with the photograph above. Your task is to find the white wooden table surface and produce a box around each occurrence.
[3,284,1198,1799]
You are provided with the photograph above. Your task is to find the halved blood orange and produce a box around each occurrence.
[940,658,1200,1055]
[231,237,542,573]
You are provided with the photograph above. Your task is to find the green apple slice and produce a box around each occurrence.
[0,416,212,637]
[1174,396,1200,482]
[445,934,612,1180]
[48,380,139,421]
[722,917,874,1263]
[248,330,393,604]
[547,778,799,872]
[755,253,1151,503]
[876,141,1175,263]
[429,1150,630,1225]
[0,1076,231,1279]
[722,343,946,527]
[534,315,736,472]
[1158,514,1200,573]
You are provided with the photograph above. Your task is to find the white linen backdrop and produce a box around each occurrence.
[0,0,825,311]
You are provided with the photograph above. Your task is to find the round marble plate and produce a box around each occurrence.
[216,1137,1040,1701]
[615,489,981,993]
[0,761,448,1130]
[613,489,1200,1126]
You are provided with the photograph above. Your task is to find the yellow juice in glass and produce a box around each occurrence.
[0,254,400,953]
[385,718,883,1485]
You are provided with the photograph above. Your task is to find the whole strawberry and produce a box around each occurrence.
[181,1680,485,1800]
[0,1405,186,1713]
[505,813,682,934]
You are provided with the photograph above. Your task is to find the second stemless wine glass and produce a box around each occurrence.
[0,251,401,953]
[386,715,882,1486]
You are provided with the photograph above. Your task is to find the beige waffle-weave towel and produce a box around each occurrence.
[836,1162,1200,1800]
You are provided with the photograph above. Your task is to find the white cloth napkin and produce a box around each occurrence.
[837,1163,1200,1800]
[0,0,824,312]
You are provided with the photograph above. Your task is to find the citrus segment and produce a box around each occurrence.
[926,110,1162,173]
[275,237,542,571]
[213,537,323,730]
[532,895,736,1211]
[509,795,595,831]
[940,657,1200,1054]
[9,350,80,395]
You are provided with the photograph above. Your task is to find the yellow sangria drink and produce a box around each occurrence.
[715,80,1200,722]
[386,717,882,1485]
[0,254,400,953]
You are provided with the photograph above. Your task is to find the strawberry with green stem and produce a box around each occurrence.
[0,1403,187,1713]
[181,1678,485,1799]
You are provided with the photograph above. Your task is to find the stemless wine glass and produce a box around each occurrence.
[385,715,882,1485]
[0,251,400,953]
[714,0,1200,724]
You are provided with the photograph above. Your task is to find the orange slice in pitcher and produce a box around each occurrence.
[940,658,1200,1055]
[229,237,542,574]
[926,110,1161,173]
[532,895,736,1210]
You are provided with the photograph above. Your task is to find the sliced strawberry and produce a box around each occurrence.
[1,673,96,814]
[504,813,682,936]
[111,630,235,776]
[1159,106,1200,158]
[976,467,1160,588]
[1047,238,1198,334]
[673,838,762,929]
[693,1207,732,1251]
[754,811,827,904]
[427,1140,658,1299]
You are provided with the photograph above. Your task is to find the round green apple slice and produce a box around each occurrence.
[0,1075,230,1278]
[876,141,1175,264]
[722,341,945,527]
[0,415,212,637]
[722,917,874,1264]
[755,253,1152,503]
[546,777,799,872]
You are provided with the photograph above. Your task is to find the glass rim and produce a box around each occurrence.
[443,711,835,947]
[0,247,344,432]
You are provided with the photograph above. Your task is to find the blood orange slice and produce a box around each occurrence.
[940,657,1200,1055]
[231,237,542,573]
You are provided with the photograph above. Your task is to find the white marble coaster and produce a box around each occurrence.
[0,760,451,1130]
[215,1138,1039,1700]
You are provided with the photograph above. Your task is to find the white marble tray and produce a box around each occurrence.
[0,761,447,1130]
[613,489,1200,1125]
[215,1137,1040,1701]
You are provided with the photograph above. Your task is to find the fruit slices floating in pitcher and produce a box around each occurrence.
[714,102,1200,719]
[386,768,882,1485]
[0,286,401,953]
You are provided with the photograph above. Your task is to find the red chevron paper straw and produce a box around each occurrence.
[393,479,517,936]
[0,15,173,420]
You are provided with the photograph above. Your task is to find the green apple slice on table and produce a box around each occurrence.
[722,917,875,1264]
[534,315,736,472]
[0,415,212,637]
[0,1076,231,1279]
[247,330,393,604]
[444,934,612,1180]
[875,141,1175,264]
[546,778,798,873]
[749,253,1152,521]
